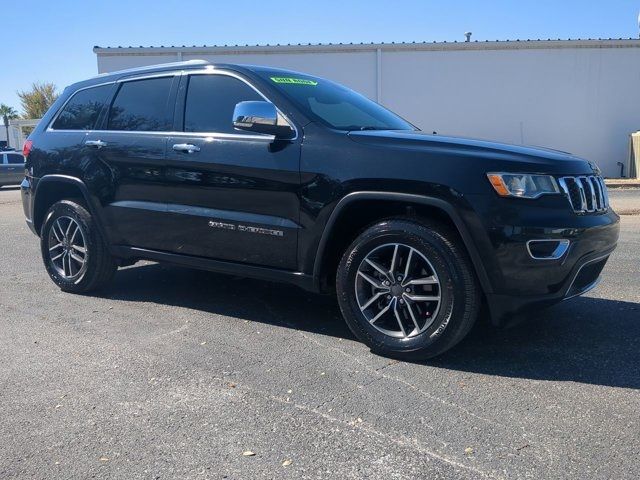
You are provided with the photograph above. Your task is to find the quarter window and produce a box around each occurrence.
[184,75,262,133]
[51,84,112,130]
[108,77,174,131]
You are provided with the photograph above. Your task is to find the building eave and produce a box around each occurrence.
[94,39,640,56]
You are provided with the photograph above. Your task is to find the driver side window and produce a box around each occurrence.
[184,75,262,134]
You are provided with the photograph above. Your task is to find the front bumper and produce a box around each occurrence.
[463,194,620,325]
[486,247,614,325]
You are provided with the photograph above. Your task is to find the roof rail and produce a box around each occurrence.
[94,59,210,78]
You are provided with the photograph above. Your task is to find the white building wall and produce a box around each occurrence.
[96,41,640,177]
[381,47,640,178]
[182,51,379,100]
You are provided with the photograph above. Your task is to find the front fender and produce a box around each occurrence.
[311,191,494,295]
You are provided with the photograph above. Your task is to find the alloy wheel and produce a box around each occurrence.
[47,216,88,280]
[355,243,441,338]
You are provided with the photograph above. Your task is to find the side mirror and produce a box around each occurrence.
[233,101,294,139]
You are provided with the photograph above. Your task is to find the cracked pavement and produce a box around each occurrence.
[1,187,639,479]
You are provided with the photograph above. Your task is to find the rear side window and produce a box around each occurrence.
[184,75,262,133]
[51,84,112,130]
[108,77,173,131]
[7,153,24,164]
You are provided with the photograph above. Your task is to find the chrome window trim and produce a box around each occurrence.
[525,239,571,261]
[46,80,117,132]
[41,129,275,142]
[46,68,298,141]
[47,71,183,133]
[105,72,180,133]
[180,68,298,141]
[115,71,183,83]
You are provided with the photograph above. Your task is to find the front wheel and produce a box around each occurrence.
[40,199,117,293]
[336,218,481,360]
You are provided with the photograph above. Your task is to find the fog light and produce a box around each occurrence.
[526,239,570,260]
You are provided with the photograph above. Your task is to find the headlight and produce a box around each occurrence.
[486,173,560,199]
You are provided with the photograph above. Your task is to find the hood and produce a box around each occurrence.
[347,130,595,174]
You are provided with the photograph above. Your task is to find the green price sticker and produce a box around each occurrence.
[270,77,318,86]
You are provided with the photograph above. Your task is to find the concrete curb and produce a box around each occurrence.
[605,180,640,189]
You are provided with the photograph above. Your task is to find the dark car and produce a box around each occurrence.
[20,60,619,359]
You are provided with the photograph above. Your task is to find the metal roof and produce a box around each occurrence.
[94,38,640,55]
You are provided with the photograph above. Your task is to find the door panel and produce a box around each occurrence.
[0,155,20,185]
[6,153,25,183]
[0,155,8,184]
[83,131,170,250]
[12,165,23,184]
[164,134,300,268]
[162,72,301,269]
[83,74,178,250]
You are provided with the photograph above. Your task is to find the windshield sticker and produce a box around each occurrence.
[270,76,318,86]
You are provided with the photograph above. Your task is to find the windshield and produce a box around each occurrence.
[259,72,415,131]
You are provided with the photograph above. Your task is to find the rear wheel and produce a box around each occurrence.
[336,218,481,360]
[40,199,116,293]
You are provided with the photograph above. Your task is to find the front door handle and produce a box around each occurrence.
[172,143,201,153]
[85,139,107,148]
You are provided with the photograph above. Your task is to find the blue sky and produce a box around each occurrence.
[3,0,639,113]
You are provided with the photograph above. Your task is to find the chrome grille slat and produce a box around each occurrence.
[558,175,609,214]
[578,176,596,212]
[590,176,604,210]
[575,177,587,212]
[598,176,610,207]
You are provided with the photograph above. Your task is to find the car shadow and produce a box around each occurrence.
[432,296,640,390]
[101,263,640,390]
[102,262,353,339]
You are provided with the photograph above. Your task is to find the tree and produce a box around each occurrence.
[0,104,18,148]
[17,82,59,119]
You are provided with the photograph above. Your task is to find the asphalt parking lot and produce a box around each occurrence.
[1,186,639,479]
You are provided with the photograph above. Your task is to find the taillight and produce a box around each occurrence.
[22,139,33,158]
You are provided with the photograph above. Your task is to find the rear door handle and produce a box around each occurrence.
[172,143,200,153]
[85,139,107,148]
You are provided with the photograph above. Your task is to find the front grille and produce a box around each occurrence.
[558,175,609,213]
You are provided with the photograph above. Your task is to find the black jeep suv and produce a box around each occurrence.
[21,60,619,359]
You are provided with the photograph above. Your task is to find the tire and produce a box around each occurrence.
[40,199,117,293]
[336,218,481,360]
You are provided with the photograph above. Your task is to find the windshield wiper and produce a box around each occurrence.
[340,125,389,131]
